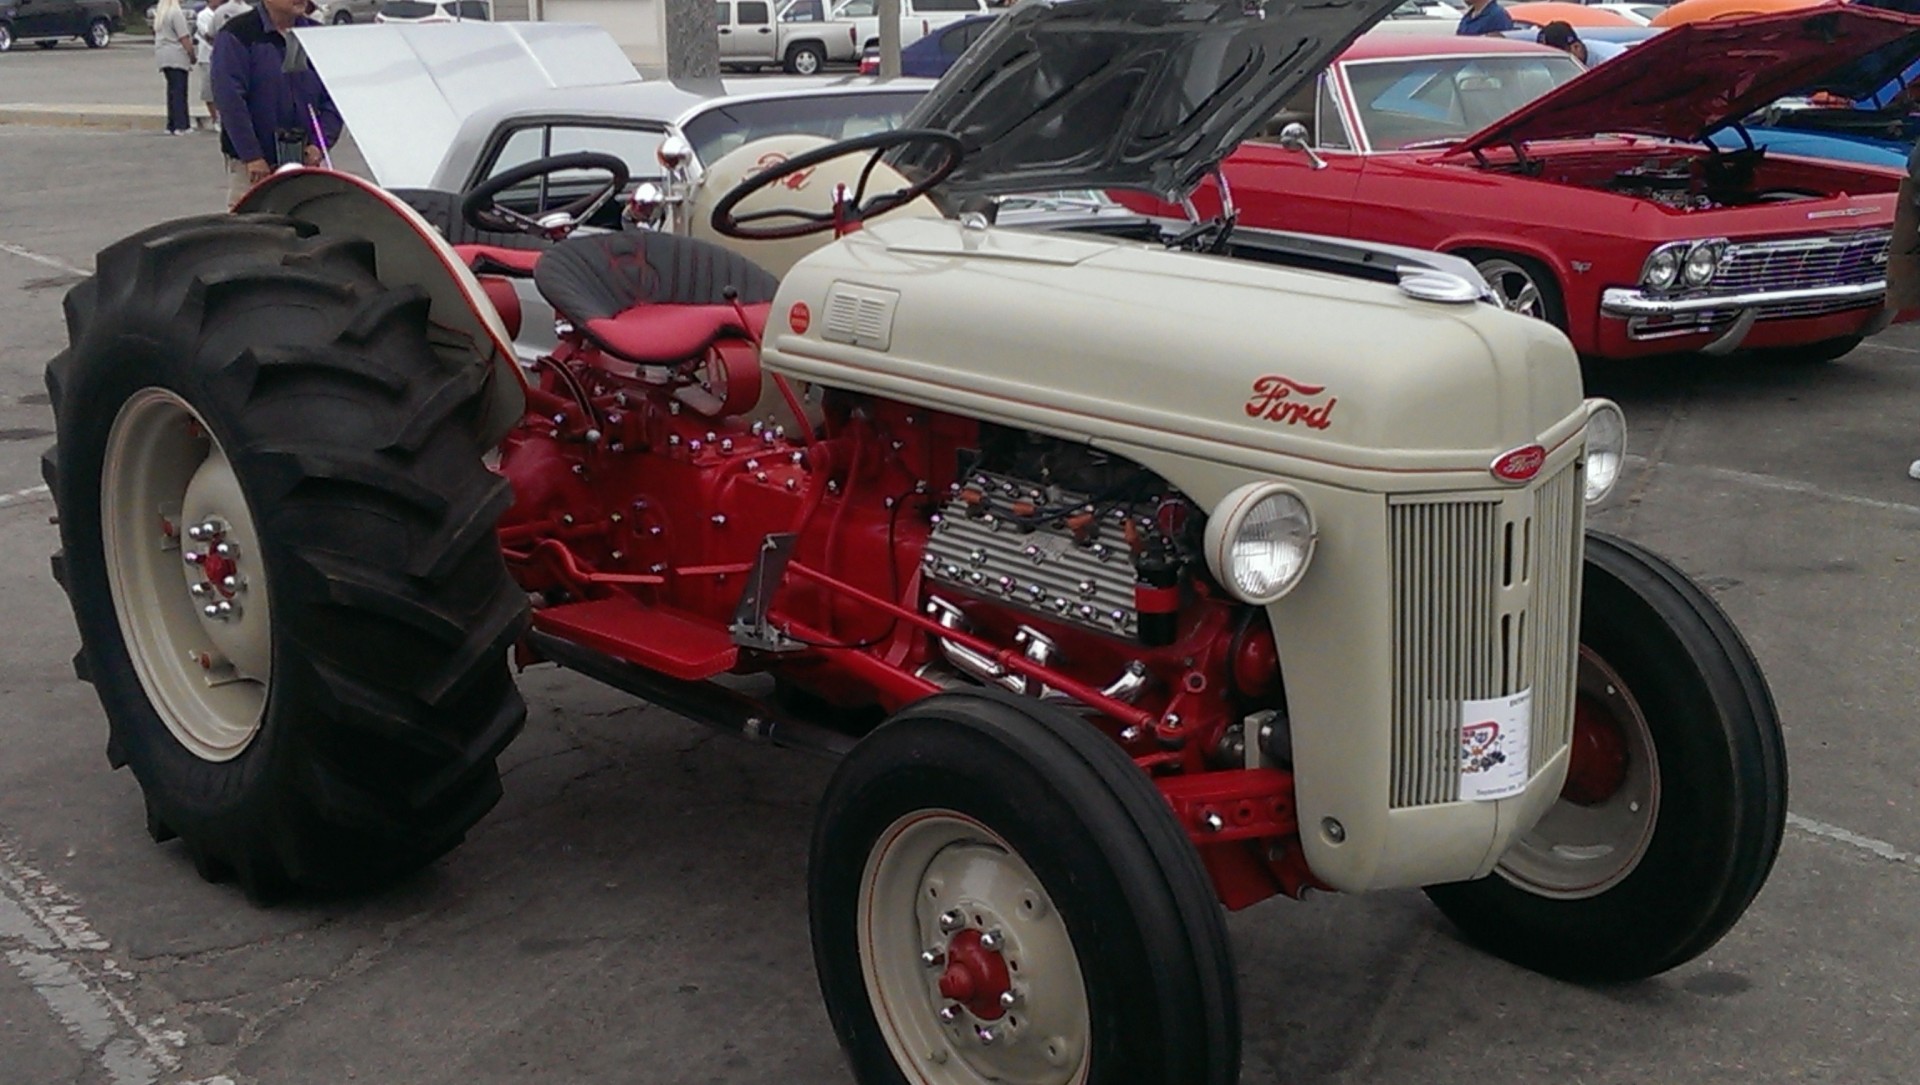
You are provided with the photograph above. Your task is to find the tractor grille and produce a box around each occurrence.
[1714,229,1890,295]
[1387,459,1584,808]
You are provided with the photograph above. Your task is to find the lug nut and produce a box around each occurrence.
[979,929,1003,952]
[221,574,241,592]
[938,1005,962,1024]
[183,550,206,566]
[938,909,965,933]
[213,541,237,558]
[202,603,223,620]
[1201,811,1225,833]
[999,989,1021,1011]
[920,949,945,969]
[977,1027,998,1046]
[189,582,212,598]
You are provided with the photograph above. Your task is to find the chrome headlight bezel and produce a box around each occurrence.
[1204,483,1316,606]
[1641,238,1727,293]
[1583,399,1627,505]
[1682,240,1722,286]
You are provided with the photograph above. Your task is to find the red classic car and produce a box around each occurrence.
[1118,6,1920,361]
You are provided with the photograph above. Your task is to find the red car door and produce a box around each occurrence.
[1223,140,1363,237]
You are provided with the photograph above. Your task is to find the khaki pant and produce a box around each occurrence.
[1890,177,1919,315]
[226,157,254,210]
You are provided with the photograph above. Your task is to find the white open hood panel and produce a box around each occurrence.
[292,22,642,189]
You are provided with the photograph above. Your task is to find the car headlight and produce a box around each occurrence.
[1583,400,1627,505]
[1204,484,1316,605]
[1683,240,1723,286]
[1642,244,1682,290]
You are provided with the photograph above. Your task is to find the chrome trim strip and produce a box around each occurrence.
[1601,279,1886,316]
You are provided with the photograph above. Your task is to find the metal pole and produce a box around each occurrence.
[877,0,901,79]
[666,0,721,79]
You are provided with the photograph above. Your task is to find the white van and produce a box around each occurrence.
[830,0,991,51]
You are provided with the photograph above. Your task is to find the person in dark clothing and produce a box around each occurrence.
[1457,0,1514,35]
[211,0,342,207]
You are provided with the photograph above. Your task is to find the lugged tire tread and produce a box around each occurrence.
[46,214,527,895]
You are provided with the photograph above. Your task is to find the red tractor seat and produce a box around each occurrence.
[454,244,544,276]
[532,232,781,366]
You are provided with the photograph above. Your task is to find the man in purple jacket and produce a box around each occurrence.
[211,0,342,207]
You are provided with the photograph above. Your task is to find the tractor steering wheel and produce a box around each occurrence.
[461,151,632,240]
[709,128,965,241]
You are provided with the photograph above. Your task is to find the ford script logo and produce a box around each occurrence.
[1491,444,1546,484]
[1245,375,1336,430]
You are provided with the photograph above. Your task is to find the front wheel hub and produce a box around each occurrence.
[861,811,1090,1083]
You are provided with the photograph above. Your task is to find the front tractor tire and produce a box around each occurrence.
[810,691,1241,1085]
[47,214,528,897]
[1426,531,1786,982]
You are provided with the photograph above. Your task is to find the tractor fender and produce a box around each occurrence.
[237,168,528,445]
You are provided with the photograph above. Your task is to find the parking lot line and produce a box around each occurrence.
[0,836,184,1085]
[1787,813,1920,869]
[1627,455,1920,518]
[0,240,89,279]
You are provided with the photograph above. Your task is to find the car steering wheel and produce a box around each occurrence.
[461,151,632,240]
[709,128,966,241]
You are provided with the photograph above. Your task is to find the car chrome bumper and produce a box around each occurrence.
[1601,280,1886,317]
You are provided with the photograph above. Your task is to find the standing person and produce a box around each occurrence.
[1535,21,1624,65]
[153,0,197,136]
[194,0,247,132]
[212,0,342,207]
[1456,0,1514,35]
[1896,138,1919,479]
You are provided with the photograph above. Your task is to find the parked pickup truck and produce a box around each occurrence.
[718,0,861,75]
[0,0,121,51]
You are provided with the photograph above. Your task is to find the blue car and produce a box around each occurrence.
[859,13,997,78]
[1734,0,1918,165]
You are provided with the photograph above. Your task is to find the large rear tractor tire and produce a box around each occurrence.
[46,214,529,897]
[1425,531,1786,982]
[810,691,1241,1085]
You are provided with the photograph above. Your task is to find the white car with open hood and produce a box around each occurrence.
[44,2,1786,1082]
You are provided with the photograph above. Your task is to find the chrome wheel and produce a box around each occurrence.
[1477,257,1549,321]
[87,18,109,46]
[101,388,272,762]
[1495,647,1659,900]
[859,810,1091,1085]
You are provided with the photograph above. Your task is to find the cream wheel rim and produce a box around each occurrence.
[1496,647,1660,900]
[858,810,1091,1085]
[102,388,272,762]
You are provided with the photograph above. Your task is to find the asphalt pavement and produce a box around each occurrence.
[3,45,1920,1085]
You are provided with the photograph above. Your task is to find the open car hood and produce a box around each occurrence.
[1449,3,1920,157]
[899,0,1407,200]
[291,22,643,189]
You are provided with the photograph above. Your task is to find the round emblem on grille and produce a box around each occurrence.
[789,302,811,334]
[1491,444,1547,484]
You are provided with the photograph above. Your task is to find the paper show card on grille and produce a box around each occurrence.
[1459,689,1531,802]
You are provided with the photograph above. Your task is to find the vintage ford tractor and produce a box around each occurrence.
[43,1,1786,1082]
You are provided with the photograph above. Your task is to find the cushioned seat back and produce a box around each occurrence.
[533,231,781,328]
[389,188,551,251]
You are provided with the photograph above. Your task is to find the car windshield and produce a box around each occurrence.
[681,92,923,164]
[1343,54,1584,150]
[380,0,436,15]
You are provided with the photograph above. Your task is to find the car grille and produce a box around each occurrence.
[1387,459,1583,808]
[1713,229,1891,296]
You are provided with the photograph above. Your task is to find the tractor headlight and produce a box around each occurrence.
[1642,244,1682,290]
[1205,484,1316,605]
[1683,240,1724,286]
[1583,400,1627,505]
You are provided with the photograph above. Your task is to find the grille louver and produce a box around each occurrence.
[1388,460,1583,808]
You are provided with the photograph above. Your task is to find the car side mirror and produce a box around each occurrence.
[625,181,667,229]
[1276,122,1328,171]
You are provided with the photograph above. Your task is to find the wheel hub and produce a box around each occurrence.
[860,811,1090,1083]
[103,389,273,763]
[1563,694,1630,805]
